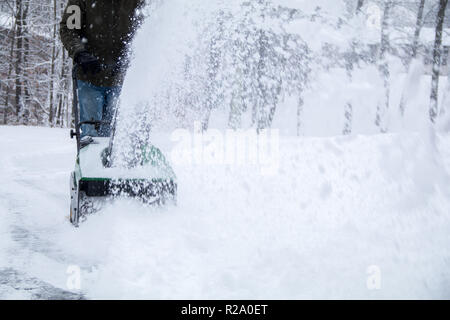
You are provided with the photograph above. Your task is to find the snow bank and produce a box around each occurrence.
[1,126,450,299]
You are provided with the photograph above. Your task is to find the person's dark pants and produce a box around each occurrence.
[77,80,121,138]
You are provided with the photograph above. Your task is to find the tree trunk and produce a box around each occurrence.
[399,0,426,116]
[343,42,356,135]
[343,103,353,135]
[14,0,23,122]
[3,11,17,125]
[57,49,67,127]
[356,0,364,14]
[297,95,304,137]
[21,1,30,125]
[342,1,364,135]
[256,29,269,132]
[375,1,392,133]
[411,0,426,60]
[430,0,448,123]
[49,0,58,126]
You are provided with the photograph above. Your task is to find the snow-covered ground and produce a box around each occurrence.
[1,125,450,299]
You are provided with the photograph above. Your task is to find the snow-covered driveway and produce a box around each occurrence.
[1,126,450,299]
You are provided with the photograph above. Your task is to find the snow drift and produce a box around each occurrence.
[1,126,450,299]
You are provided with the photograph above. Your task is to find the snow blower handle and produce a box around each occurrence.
[70,65,81,152]
[70,63,119,152]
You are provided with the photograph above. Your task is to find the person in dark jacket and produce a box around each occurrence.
[60,0,144,138]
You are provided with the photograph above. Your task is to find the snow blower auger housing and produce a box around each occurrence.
[69,67,177,227]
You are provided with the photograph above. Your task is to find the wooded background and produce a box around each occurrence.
[0,0,71,127]
[0,0,449,132]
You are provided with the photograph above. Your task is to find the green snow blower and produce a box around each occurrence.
[69,67,177,227]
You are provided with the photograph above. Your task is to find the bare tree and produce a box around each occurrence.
[375,0,393,133]
[356,0,364,14]
[429,0,448,123]
[342,0,365,136]
[411,0,426,60]
[14,0,24,121]
[399,0,426,116]
[49,0,58,126]
[1,0,72,127]
[2,2,17,125]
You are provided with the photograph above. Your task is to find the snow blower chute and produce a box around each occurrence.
[69,67,177,227]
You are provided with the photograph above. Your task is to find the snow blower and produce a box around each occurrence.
[69,67,177,227]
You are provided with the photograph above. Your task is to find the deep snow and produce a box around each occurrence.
[1,125,450,299]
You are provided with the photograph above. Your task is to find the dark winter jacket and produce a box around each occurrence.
[60,0,145,87]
